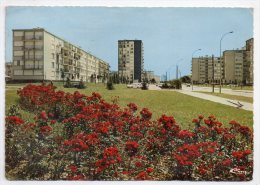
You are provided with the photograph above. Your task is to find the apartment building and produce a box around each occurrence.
[244,38,253,84]
[12,28,109,82]
[223,50,244,84]
[98,60,110,83]
[191,55,222,84]
[192,38,254,85]
[118,40,144,82]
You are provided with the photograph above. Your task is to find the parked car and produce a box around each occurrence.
[157,83,163,88]
[127,83,142,88]
[186,83,191,87]
[133,83,142,88]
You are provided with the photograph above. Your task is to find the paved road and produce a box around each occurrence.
[148,84,253,111]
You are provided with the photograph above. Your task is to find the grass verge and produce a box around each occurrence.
[5,82,253,129]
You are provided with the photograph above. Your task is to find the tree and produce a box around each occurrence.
[180,75,191,83]
[106,80,114,90]
[64,77,71,88]
[61,69,65,85]
[78,78,86,89]
[150,78,156,84]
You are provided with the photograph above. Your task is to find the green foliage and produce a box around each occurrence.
[7,105,21,117]
[106,81,114,90]
[64,77,72,88]
[150,78,156,84]
[180,75,191,83]
[78,79,86,89]
[141,81,148,90]
[171,79,182,89]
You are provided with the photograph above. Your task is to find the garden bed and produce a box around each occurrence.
[5,83,253,180]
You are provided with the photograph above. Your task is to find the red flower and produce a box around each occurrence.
[146,167,154,173]
[135,161,143,168]
[50,120,56,124]
[67,174,83,180]
[198,167,207,175]
[232,150,251,160]
[222,159,232,166]
[40,111,48,120]
[127,102,138,112]
[40,126,52,133]
[192,119,199,123]
[6,116,24,125]
[178,130,195,139]
[205,147,215,153]
[140,108,152,121]
[68,165,77,173]
[125,141,139,156]
[135,171,151,180]
[198,115,204,119]
[48,113,54,117]
[64,138,89,152]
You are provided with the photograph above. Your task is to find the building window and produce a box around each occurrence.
[52,53,55,59]
[52,62,55,68]
[17,60,20,66]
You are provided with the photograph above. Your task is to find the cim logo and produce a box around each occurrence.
[230,168,247,175]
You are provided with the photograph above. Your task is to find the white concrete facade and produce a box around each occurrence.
[12,28,109,82]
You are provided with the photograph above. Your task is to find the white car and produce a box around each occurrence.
[127,83,143,88]
[133,83,142,88]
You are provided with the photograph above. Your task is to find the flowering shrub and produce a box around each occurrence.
[5,84,253,180]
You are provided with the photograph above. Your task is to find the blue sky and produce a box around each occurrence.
[5,7,253,77]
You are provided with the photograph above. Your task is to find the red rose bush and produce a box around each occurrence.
[5,84,253,180]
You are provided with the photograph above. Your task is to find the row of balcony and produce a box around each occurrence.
[14,36,43,41]
[13,46,43,51]
[21,65,44,70]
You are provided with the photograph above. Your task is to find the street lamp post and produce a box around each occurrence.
[191,49,202,91]
[219,31,233,93]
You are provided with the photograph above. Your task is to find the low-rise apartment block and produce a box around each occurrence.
[192,55,222,84]
[244,38,253,85]
[12,28,109,82]
[223,50,244,84]
[192,38,253,85]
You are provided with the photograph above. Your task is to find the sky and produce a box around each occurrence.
[5,7,253,78]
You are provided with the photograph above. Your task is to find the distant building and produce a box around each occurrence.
[223,38,253,85]
[191,55,222,84]
[244,38,253,84]
[12,28,109,82]
[223,50,244,84]
[118,40,144,82]
[192,38,254,85]
[143,70,160,83]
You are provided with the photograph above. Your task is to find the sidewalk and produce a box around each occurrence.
[177,90,253,111]
[148,85,253,111]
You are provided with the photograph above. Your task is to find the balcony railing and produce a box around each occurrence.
[24,65,43,70]
[24,36,43,40]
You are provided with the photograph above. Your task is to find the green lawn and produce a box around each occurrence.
[5,82,253,129]
[195,91,253,103]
